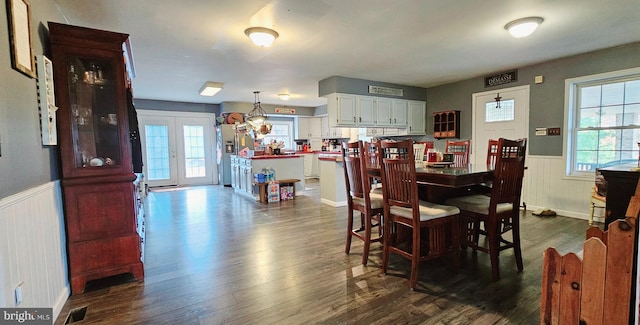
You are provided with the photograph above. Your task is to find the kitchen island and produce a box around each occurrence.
[231,154,305,201]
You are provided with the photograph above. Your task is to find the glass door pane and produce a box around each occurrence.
[145,124,170,180]
[177,117,215,186]
[183,125,206,178]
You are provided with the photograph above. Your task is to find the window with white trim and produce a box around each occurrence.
[566,67,640,176]
[260,119,294,150]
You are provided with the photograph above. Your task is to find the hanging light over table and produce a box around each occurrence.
[245,91,272,139]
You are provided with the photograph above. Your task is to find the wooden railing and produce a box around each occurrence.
[540,180,640,325]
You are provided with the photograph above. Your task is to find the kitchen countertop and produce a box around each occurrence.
[249,154,302,159]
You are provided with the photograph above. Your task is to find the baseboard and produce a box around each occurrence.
[321,198,347,207]
[53,285,70,321]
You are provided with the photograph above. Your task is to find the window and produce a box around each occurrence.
[485,99,515,122]
[260,118,294,150]
[566,67,640,176]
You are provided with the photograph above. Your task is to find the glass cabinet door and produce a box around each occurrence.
[67,56,122,168]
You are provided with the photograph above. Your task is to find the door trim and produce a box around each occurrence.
[137,110,218,187]
[471,85,530,166]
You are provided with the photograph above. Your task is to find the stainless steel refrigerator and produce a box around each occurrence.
[217,124,254,186]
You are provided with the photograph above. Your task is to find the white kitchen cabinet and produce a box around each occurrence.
[406,100,426,135]
[321,116,329,138]
[237,158,253,196]
[391,99,408,127]
[365,127,400,137]
[326,93,357,127]
[320,116,349,138]
[295,117,322,139]
[231,155,239,189]
[303,153,319,178]
[375,97,393,126]
[357,96,376,125]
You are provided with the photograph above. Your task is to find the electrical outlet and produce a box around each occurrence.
[15,284,22,306]
[548,127,561,136]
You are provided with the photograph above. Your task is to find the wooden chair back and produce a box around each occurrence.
[377,139,418,214]
[486,139,499,170]
[445,139,471,167]
[490,138,527,205]
[416,141,434,151]
[413,142,426,167]
[342,141,367,202]
[362,140,380,169]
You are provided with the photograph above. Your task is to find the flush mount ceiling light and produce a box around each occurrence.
[278,93,290,101]
[504,17,544,38]
[199,81,224,96]
[244,27,279,47]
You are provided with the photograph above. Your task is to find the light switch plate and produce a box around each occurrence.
[548,127,561,136]
[535,128,547,136]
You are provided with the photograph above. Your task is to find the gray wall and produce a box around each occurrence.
[221,101,315,116]
[0,1,67,199]
[426,42,640,156]
[135,99,220,114]
[318,75,427,101]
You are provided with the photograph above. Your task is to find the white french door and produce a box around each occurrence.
[472,85,530,167]
[138,110,217,188]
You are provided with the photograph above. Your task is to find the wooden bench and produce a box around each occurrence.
[256,179,301,203]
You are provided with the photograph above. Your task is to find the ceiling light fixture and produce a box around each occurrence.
[278,93,290,101]
[199,81,224,96]
[504,17,544,38]
[244,27,279,47]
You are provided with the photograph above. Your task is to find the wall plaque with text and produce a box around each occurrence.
[484,70,518,87]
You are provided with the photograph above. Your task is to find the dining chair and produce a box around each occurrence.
[486,139,499,170]
[445,139,471,168]
[445,138,527,281]
[413,142,427,168]
[417,141,434,151]
[376,139,460,290]
[342,141,384,265]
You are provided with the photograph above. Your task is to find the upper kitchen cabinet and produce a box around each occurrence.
[326,93,357,127]
[357,96,376,125]
[406,100,426,135]
[295,117,322,139]
[391,100,408,127]
[374,97,393,127]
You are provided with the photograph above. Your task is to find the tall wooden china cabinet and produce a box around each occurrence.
[49,22,144,293]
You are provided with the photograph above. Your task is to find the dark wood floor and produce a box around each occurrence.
[55,179,590,324]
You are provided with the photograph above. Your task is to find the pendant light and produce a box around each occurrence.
[245,91,272,138]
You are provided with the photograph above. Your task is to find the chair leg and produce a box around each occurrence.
[381,217,392,275]
[512,215,524,272]
[487,219,501,281]
[408,225,420,290]
[362,212,371,265]
[451,216,460,271]
[589,202,595,226]
[345,208,354,254]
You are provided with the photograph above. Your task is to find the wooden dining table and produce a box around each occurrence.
[368,164,494,203]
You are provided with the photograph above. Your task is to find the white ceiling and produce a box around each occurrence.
[52,0,640,108]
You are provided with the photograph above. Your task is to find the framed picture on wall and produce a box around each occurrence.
[6,0,35,78]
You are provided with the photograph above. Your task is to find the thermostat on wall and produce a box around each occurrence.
[535,128,547,136]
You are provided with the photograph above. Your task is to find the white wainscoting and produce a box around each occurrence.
[0,181,69,319]
[522,155,604,223]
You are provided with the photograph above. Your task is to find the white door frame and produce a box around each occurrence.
[138,110,218,187]
[471,85,530,167]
